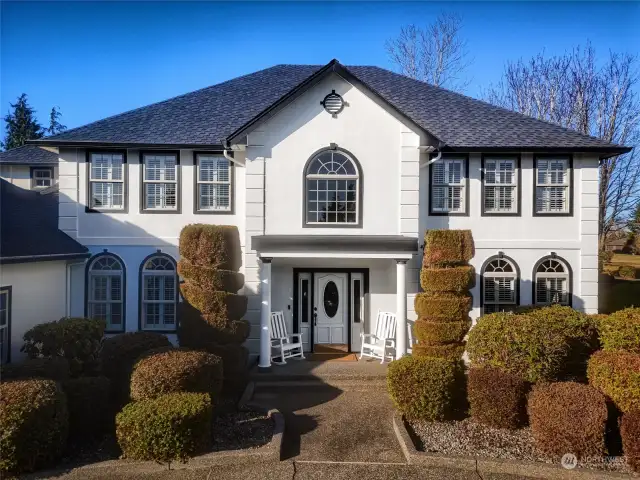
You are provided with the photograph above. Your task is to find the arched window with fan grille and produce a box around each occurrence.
[481,255,519,314]
[86,253,126,332]
[533,256,571,306]
[139,253,178,332]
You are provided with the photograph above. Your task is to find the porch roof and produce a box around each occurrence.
[251,235,418,260]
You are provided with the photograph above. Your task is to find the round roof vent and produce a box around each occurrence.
[321,90,344,117]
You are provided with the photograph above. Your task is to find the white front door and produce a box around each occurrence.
[314,273,348,345]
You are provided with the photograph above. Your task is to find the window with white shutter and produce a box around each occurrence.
[87,254,125,332]
[196,154,232,213]
[430,157,467,214]
[534,257,570,305]
[482,256,519,314]
[483,156,518,214]
[535,157,571,214]
[142,152,179,211]
[140,254,178,332]
[89,152,126,211]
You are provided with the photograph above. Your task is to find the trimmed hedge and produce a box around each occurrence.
[528,382,608,458]
[621,410,640,473]
[179,224,242,271]
[420,266,475,293]
[201,343,250,394]
[414,293,472,318]
[180,283,247,318]
[130,349,223,402]
[599,307,640,354]
[414,318,471,345]
[423,230,474,267]
[587,350,640,414]
[177,260,244,293]
[468,367,529,429]
[412,343,466,361]
[99,332,172,406]
[0,379,68,474]
[178,302,251,346]
[116,392,212,464]
[619,265,638,279]
[387,356,461,420]
[1,357,70,382]
[63,376,112,439]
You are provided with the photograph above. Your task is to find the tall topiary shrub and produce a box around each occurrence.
[413,230,474,361]
[177,225,250,394]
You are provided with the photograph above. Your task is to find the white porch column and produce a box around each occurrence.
[259,257,272,370]
[395,259,407,360]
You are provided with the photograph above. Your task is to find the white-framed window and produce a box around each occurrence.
[31,167,53,189]
[142,152,178,211]
[87,254,124,332]
[534,256,570,305]
[483,156,518,214]
[89,152,125,210]
[140,254,177,331]
[305,149,360,225]
[196,154,232,212]
[0,287,11,364]
[482,256,518,314]
[431,157,467,214]
[535,157,571,214]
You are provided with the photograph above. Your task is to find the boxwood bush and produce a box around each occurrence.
[621,410,640,473]
[63,376,112,439]
[130,348,223,402]
[116,392,212,464]
[598,307,640,354]
[420,265,475,293]
[387,356,461,421]
[1,357,70,382]
[587,350,640,413]
[468,366,530,429]
[0,379,68,474]
[422,230,474,267]
[179,224,242,271]
[528,382,608,458]
[21,317,105,376]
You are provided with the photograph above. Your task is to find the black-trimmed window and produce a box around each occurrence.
[86,253,125,332]
[481,255,519,314]
[534,255,571,306]
[141,151,179,212]
[87,151,127,212]
[139,253,178,332]
[534,156,572,215]
[482,155,520,215]
[0,286,12,364]
[31,167,53,189]
[195,153,232,213]
[429,156,469,215]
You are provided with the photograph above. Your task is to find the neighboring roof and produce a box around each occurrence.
[31,60,631,156]
[251,235,418,253]
[606,237,628,247]
[0,179,89,264]
[0,144,58,165]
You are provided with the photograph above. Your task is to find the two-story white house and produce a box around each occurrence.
[29,60,631,369]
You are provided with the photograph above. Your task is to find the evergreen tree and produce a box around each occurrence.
[629,202,640,236]
[47,106,66,136]
[2,94,44,150]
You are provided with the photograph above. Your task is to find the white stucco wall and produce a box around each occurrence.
[0,164,58,190]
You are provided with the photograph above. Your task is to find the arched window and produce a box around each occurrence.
[304,148,360,225]
[86,253,125,332]
[481,255,519,314]
[139,253,178,331]
[534,256,571,306]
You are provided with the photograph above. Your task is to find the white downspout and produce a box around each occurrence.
[419,146,442,169]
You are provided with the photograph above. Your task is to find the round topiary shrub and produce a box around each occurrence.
[130,349,223,402]
[387,356,461,421]
[414,293,472,319]
[420,265,475,293]
[422,230,474,266]
[528,382,608,458]
[621,410,640,473]
[99,332,172,406]
[412,343,466,361]
[1,357,70,382]
[414,318,471,344]
[116,392,212,464]
[598,307,640,354]
[0,379,68,474]
[587,350,640,414]
[63,376,112,439]
[468,366,530,429]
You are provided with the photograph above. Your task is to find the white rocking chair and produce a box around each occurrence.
[270,311,305,365]
[359,311,397,364]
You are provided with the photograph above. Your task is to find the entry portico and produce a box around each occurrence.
[252,235,418,369]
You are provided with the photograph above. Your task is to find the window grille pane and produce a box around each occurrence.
[91,182,123,209]
[448,162,462,183]
[305,179,357,223]
[199,157,229,182]
[199,184,230,210]
[145,276,161,301]
[163,277,175,301]
[145,155,176,182]
[91,153,123,181]
[92,277,108,301]
[110,277,122,301]
[432,163,445,184]
[537,186,567,212]
[145,304,160,327]
[431,159,465,213]
[163,304,175,325]
[89,303,107,322]
[111,303,122,326]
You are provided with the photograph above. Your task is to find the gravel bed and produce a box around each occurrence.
[211,406,274,452]
[409,418,632,474]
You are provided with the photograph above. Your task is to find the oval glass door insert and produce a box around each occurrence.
[323,281,339,318]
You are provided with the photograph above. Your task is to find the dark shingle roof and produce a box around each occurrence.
[0,145,58,165]
[0,179,89,263]
[34,61,629,154]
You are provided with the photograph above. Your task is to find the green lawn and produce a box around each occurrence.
[599,274,640,313]
[610,253,640,266]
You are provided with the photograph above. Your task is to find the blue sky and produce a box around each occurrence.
[1,1,639,133]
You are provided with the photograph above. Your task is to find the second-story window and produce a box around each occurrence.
[142,152,179,212]
[89,151,126,211]
[430,156,467,215]
[483,156,519,215]
[535,156,571,215]
[195,154,232,213]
